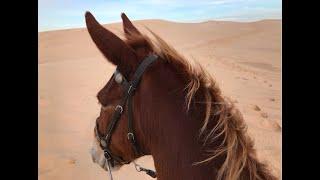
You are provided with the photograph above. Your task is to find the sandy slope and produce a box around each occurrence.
[39,19,281,179]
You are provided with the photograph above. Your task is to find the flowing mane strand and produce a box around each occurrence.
[123,28,276,180]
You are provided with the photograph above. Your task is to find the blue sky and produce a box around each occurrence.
[39,0,281,32]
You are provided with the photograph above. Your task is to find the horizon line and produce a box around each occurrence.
[38,17,282,33]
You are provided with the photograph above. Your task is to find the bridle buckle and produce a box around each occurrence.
[127,85,135,95]
[127,132,135,142]
[103,150,112,161]
[115,105,123,114]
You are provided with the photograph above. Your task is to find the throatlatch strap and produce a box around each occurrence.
[127,94,134,136]
[130,54,158,89]
[127,94,141,155]
[126,54,158,156]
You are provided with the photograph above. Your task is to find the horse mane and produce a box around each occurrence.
[123,28,277,180]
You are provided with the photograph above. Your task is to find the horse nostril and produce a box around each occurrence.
[98,155,106,167]
[90,148,96,163]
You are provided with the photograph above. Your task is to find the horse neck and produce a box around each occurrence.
[133,64,276,180]
[136,102,276,180]
[134,68,217,179]
[141,100,216,179]
[155,132,220,179]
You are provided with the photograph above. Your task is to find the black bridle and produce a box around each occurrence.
[94,54,158,179]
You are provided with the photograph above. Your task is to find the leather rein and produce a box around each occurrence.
[94,54,158,179]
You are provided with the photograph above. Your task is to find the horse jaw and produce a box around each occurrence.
[90,136,121,172]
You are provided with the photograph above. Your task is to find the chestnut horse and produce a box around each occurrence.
[86,11,277,180]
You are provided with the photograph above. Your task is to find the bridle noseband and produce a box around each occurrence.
[94,54,158,179]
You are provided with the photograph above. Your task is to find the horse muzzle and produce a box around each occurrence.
[90,137,121,171]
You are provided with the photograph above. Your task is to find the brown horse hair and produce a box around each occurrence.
[122,26,277,180]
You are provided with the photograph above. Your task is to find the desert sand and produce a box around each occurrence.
[39,19,281,179]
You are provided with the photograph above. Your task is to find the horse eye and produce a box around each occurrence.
[115,73,123,84]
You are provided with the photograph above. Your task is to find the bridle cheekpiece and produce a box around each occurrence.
[94,54,158,179]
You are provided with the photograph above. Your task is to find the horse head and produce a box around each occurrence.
[85,11,277,180]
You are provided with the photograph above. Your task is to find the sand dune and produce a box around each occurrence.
[39,19,281,179]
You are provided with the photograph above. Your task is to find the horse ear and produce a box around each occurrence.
[121,13,141,37]
[121,13,153,59]
[85,11,138,76]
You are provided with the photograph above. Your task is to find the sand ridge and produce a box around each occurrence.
[39,19,281,179]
